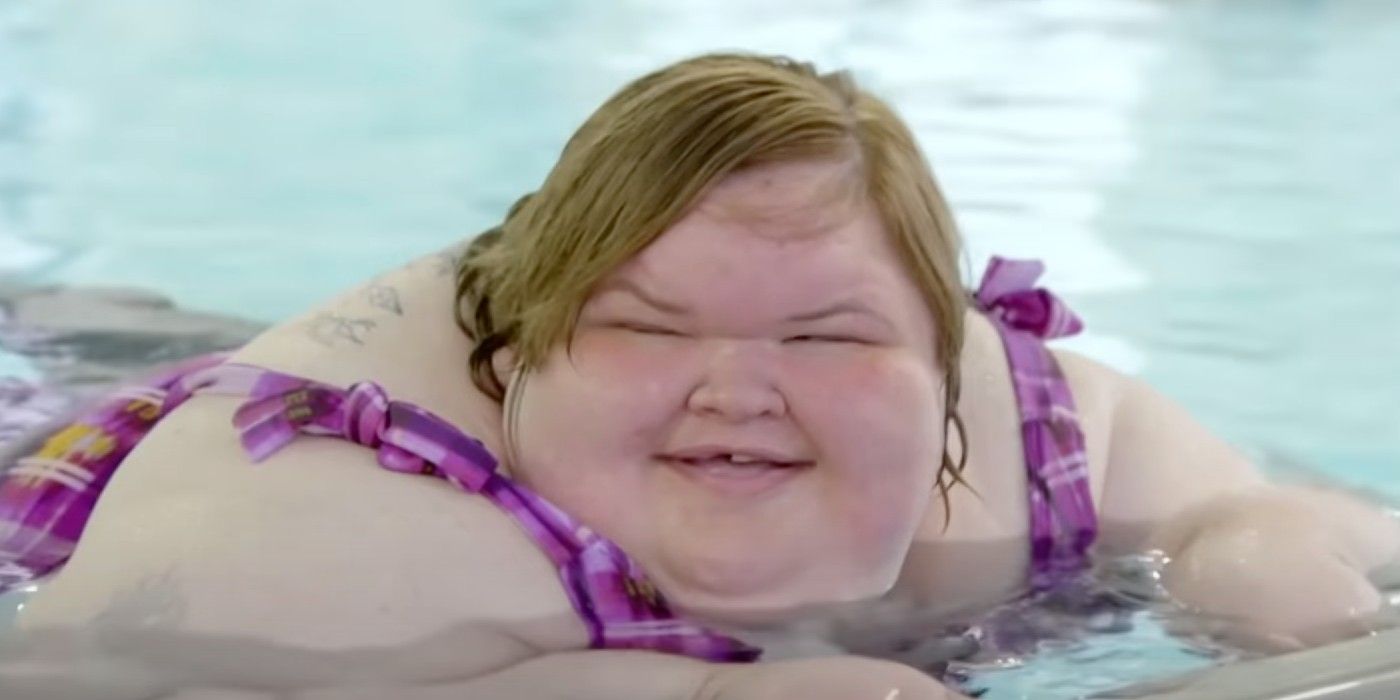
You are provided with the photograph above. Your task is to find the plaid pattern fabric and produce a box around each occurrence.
[974,256,1098,589]
[175,363,763,663]
[0,353,227,592]
[0,379,74,452]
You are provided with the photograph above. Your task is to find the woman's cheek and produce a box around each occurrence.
[789,350,943,488]
[571,331,694,382]
[789,349,939,418]
[566,334,701,424]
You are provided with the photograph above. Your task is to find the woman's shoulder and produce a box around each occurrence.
[898,311,1121,609]
[17,245,588,671]
[230,243,506,457]
[20,382,585,672]
[19,391,586,670]
[921,310,1121,537]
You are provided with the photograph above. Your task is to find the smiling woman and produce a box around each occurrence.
[0,51,1396,700]
[503,157,948,620]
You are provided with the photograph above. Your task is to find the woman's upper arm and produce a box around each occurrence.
[17,396,585,677]
[1049,349,1262,552]
[1091,367,1264,552]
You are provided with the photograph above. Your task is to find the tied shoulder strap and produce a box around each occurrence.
[974,257,1098,589]
[172,363,761,662]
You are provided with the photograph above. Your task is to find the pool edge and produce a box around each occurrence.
[1125,627,1400,699]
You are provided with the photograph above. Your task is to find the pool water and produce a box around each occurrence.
[3,0,1399,697]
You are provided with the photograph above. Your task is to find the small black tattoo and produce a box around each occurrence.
[364,283,403,315]
[429,240,472,277]
[308,313,377,346]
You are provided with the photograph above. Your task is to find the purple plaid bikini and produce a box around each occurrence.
[0,256,1096,660]
[169,361,763,662]
[973,256,1097,589]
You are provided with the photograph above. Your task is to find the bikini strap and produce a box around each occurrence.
[974,256,1098,589]
[176,363,761,662]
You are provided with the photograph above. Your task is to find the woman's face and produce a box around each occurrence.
[510,159,946,622]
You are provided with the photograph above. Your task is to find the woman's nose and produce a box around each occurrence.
[684,341,787,421]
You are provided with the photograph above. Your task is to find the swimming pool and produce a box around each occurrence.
[3,0,1399,697]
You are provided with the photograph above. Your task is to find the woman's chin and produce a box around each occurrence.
[660,574,888,630]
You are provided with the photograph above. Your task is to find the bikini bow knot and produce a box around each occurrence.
[232,379,431,476]
[973,256,1083,340]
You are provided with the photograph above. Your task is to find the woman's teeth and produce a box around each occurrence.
[681,458,793,475]
[685,455,783,467]
[664,454,807,495]
[721,454,768,465]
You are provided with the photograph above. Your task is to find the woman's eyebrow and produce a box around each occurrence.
[601,280,896,330]
[786,299,897,332]
[598,278,692,315]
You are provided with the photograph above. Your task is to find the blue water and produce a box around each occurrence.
[2,0,1399,697]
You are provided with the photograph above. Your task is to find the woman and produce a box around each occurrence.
[4,53,1395,699]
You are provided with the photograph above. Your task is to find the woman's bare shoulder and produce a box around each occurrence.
[897,313,1123,610]
[233,243,506,457]
[18,393,586,671]
[16,244,582,676]
[1047,348,1121,507]
[909,314,1122,535]
[955,309,1120,511]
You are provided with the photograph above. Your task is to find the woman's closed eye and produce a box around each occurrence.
[784,333,872,345]
[613,321,685,337]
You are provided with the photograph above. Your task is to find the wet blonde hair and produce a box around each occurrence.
[455,52,970,510]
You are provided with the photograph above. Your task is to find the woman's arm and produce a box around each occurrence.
[288,652,962,700]
[1093,370,1263,551]
[1,633,961,700]
[1089,364,1400,645]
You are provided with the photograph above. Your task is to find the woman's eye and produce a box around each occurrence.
[785,334,865,344]
[617,323,682,337]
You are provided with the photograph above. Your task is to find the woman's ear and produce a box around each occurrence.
[491,346,517,393]
[498,359,529,480]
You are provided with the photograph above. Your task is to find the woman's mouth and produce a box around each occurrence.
[659,453,813,497]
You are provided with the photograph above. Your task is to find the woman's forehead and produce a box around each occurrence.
[638,200,885,280]
[690,159,867,239]
[599,192,928,331]
[635,165,895,279]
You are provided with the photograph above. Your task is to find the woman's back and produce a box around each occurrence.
[15,249,593,680]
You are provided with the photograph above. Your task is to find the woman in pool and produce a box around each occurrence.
[4,53,1397,699]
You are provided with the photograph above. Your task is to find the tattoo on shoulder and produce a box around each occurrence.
[364,283,403,316]
[430,252,456,278]
[430,242,469,278]
[308,313,378,346]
